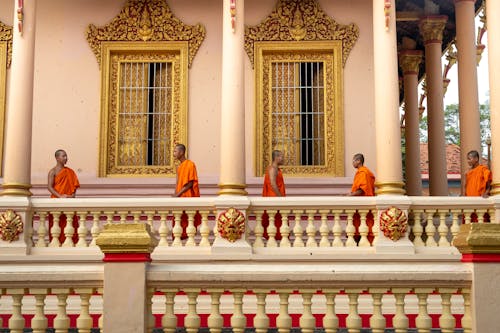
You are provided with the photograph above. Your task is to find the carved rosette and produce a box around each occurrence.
[0,20,13,68]
[244,0,359,68]
[379,207,408,241]
[217,208,246,243]
[86,0,205,68]
[0,210,23,242]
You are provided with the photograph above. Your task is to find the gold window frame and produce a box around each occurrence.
[254,41,344,177]
[0,42,7,176]
[99,41,188,177]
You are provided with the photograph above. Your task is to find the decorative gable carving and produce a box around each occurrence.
[0,21,13,68]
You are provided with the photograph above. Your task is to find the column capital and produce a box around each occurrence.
[419,16,448,44]
[399,50,423,75]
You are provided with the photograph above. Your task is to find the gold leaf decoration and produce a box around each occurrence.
[0,209,23,242]
[244,0,359,68]
[86,0,205,68]
[0,20,13,68]
[379,207,408,241]
[217,208,246,243]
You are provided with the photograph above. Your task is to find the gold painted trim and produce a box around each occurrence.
[453,224,500,254]
[0,42,7,177]
[86,0,205,68]
[96,223,158,253]
[1,182,32,197]
[490,182,500,196]
[218,183,248,196]
[375,181,406,195]
[0,21,12,68]
[254,41,344,177]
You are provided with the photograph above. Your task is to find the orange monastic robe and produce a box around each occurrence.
[351,166,375,196]
[262,167,286,197]
[176,160,200,197]
[51,167,80,198]
[465,165,492,196]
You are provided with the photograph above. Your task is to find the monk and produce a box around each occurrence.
[348,153,375,244]
[464,150,492,222]
[47,149,80,245]
[262,150,286,240]
[173,143,200,239]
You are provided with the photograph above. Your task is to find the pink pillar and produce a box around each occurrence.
[419,17,449,196]
[1,1,37,196]
[455,0,481,185]
[400,51,424,196]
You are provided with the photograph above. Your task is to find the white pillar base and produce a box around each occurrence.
[212,237,252,255]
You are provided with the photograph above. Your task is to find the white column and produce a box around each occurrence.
[2,0,37,196]
[373,0,405,195]
[218,0,247,195]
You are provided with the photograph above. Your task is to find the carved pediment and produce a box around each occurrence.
[86,0,205,68]
[0,21,13,68]
[245,0,359,68]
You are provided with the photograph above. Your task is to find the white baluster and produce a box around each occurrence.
[477,209,486,223]
[62,211,75,247]
[345,210,357,247]
[104,211,114,225]
[424,209,437,247]
[412,209,425,246]
[331,211,343,247]
[463,209,473,224]
[299,289,316,333]
[371,210,380,244]
[158,212,169,247]
[253,210,265,248]
[345,289,362,333]
[319,210,331,247]
[49,211,62,247]
[392,288,409,333]
[90,213,101,247]
[185,289,201,333]
[358,210,370,247]
[438,288,456,333]
[267,210,278,247]
[36,212,48,247]
[305,211,317,247]
[146,288,155,333]
[119,211,128,224]
[161,289,178,333]
[438,210,450,247]
[369,288,386,333]
[199,211,211,247]
[77,212,89,247]
[414,288,433,333]
[461,288,472,333]
[323,289,340,333]
[254,289,269,333]
[172,211,183,247]
[146,211,154,228]
[280,210,291,247]
[97,288,103,333]
[276,290,293,333]
[132,211,141,224]
[207,289,224,333]
[186,210,197,247]
[231,289,246,333]
[450,210,460,242]
[53,288,70,333]
[7,289,25,333]
[75,288,94,333]
[292,210,304,247]
[30,289,48,333]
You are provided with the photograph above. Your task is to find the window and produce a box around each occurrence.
[254,42,344,177]
[99,42,188,176]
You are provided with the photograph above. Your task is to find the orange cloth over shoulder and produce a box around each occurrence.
[262,167,286,197]
[176,160,200,197]
[51,167,80,198]
[465,164,492,196]
[351,165,375,196]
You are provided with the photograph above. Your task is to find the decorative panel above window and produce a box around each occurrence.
[86,0,205,176]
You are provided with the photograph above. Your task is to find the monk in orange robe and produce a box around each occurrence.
[173,144,200,238]
[349,153,375,244]
[464,150,492,222]
[262,150,286,240]
[48,149,80,244]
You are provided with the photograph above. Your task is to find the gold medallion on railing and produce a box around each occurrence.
[217,208,245,242]
[379,207,407,241]
[0,209,23,242]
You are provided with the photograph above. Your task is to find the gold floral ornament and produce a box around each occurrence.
[0,20,13,68]
[217,208,246,243]
[379,207,408,241]
[0,210,23,242]
[86,0,206,68]
[244,0,359,68]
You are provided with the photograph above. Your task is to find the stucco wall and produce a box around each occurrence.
[0,0,375,196]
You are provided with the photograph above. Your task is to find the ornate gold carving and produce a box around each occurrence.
[217,208,246,243]
[96,223,158,253]
[244,0,359,68]
[0,210,23,242]
[419,17,447,43]
[399,51,422,75]
[255,42,344,177]
[86,0,205,68]
[453,224,500,254]
[379,207,408,241]
[0,20,13,68]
